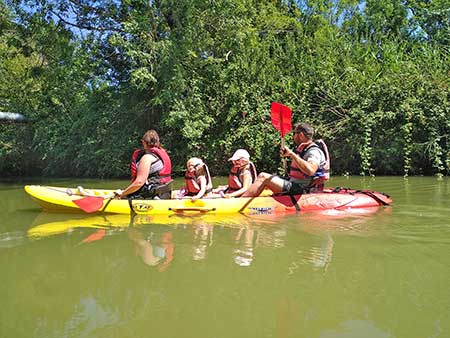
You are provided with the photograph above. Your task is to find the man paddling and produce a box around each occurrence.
[242,123,329,197]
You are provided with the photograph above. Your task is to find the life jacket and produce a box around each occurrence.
[289,139,330,187]
[184,163,213,195]
[130,149,143,182]
[130,147,172,184]
[227,161,257,192]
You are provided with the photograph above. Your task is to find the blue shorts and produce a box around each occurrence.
[152,245,166,259]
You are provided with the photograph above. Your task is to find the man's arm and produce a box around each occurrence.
[282,146,319,176]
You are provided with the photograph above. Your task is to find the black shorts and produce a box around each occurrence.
[282,179,309,195]
[128,183,171,200]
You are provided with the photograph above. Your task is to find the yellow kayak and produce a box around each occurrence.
[27,212,279,238]
[25,185,392,215]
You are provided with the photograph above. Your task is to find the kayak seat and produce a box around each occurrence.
[154,180,173,200]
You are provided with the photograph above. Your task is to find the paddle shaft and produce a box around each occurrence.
[281,137,287,176]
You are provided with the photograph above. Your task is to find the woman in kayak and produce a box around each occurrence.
[184,157,213,200]
[214,149,257,198]
[115,130,172,199]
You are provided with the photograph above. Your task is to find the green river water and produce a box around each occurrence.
[1,176,449,338]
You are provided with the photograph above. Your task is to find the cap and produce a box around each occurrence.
[187,157,204,169]
[188,157,203,166]
[228,149,250,161]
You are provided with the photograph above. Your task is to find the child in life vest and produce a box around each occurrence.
[214,149,257,198]
[183,157,213,200]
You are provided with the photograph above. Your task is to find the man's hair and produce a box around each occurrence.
[294,123,314,139]
[142,129,160,147]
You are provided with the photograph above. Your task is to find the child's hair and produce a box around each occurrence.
[187,157,206,176]
[195,166,206,176]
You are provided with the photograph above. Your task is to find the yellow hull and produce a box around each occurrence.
[25,185,277,215]
[27,212,279,238]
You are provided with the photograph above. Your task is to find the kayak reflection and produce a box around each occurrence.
[27,207,391,272]
[27,212,269,238]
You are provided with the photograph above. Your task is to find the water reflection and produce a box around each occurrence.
[20,207,414,338]
[128,228,174,272]
[26,207,392,274]
[287,233,335,274]
[62,296,119,338]
[320,319,392,338]
[233,227,256,266]
[0,230,27,249]
[192,223,214,261]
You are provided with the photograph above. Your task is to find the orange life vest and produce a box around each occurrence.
[184,163,213,195]
[227,161,257,192]
[289,139,330,187]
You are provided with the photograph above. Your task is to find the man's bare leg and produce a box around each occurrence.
[243,173,285,197]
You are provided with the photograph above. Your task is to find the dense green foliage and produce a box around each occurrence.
[1,0,449,178]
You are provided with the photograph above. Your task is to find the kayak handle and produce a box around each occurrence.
[168,207,216,213]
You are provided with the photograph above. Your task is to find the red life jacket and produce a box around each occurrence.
[289,139,330,186]
[130,147,172,184]
[130,149,143,181]
[184,163,213,195]
[227,161,257,192]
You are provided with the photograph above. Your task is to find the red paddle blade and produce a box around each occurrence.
[72,196,104,213]
[80,229,106,244]
[270,102,292,137]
